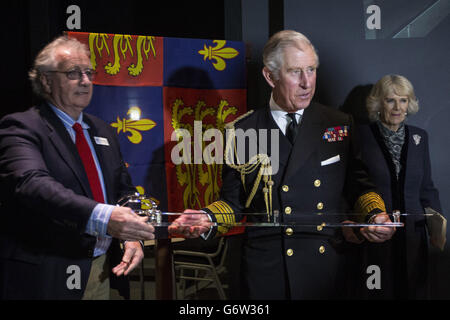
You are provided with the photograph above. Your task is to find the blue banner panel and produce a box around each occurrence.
[164,37,246,89]
[86,85,165,192]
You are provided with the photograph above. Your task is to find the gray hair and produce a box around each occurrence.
[366,74,420,122]
[29,35,91,98]
[263,30,319,80]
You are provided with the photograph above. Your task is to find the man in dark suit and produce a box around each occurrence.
[0,36,155,300]
[172,30,396,299]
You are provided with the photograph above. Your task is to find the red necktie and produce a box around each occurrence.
[73,123,105,203]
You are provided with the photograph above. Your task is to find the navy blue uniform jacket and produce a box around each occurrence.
[205,102,384,299]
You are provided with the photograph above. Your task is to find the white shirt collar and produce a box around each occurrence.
[48,103,89,130]
[269,93,304,134]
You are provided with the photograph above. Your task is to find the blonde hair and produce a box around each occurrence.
[29,35,91,98]
[366,74,419,122]
[263,30,319,80]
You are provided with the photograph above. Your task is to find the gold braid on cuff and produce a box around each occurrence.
[354,192,386,222]
[206,201,235,235]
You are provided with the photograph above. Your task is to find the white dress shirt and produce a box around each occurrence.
[269,94,304,135]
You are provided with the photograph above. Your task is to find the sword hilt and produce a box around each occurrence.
[118,193,163,224]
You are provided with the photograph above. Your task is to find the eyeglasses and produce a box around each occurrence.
[47,68,96,81]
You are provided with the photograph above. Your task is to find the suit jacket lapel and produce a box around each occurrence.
[404,126,417,187]
[38,104,93,198]
[284,102,324,179]
[258,108,292,168]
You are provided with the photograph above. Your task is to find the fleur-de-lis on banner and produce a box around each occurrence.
[198,40,239,71]
[111,107,156,144]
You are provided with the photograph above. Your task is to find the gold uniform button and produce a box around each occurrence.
[317,224,324,232]
[317,202,324,210]
[319,246,326,254]
[285,207,292,215]
[287,249,294,257]
[286,228,294,236]
[314,180,321,187]
[282,185,289,192]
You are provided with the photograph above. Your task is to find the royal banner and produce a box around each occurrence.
[163,87,247,213]
[68,32,247,234]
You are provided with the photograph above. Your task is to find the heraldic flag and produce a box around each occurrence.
[68,32,247,235]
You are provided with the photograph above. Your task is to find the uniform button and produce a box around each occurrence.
[282,185,289,192]
[319,246,326,254]
[285,207,292,215]
[287,249,294,257]
[317,202,324,210]
[317,223,325,232]
[286,228,294,236]
[314,180,321,187]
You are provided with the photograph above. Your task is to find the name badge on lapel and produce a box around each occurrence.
[94,136,110,146]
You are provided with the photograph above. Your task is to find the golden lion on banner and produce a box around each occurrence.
[88,33,157,77]
[171,99,238,209]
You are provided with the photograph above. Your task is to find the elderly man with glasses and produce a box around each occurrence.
[0,35,155,300]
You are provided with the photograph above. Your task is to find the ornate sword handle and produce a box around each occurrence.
[117,193,162,224]
[392,210,401,224]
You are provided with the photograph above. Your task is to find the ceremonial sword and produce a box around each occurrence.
[118,194,435,228]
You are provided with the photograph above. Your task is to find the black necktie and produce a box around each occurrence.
[286,113,298,144]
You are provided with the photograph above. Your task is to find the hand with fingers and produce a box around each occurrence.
[112,241,144,277]
[168,209,213,238]
[342,220,365,244]
[107,206,155,241]
[360,212,396,243]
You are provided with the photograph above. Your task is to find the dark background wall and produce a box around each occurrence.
[3,0,449,298]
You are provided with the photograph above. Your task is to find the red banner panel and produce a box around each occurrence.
[163,87,247,213]
[69,32,163,87]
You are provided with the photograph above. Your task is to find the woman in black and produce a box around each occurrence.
[351,74,443,299]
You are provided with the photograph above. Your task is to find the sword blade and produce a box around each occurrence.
[151,221,403,228]
[160,212,433,217]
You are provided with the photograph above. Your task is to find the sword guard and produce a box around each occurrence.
[117,193,162,224]
[392,210,401,224]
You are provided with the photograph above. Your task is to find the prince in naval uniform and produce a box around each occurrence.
[172,30,395,300]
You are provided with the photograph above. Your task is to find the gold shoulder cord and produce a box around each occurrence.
[224,111,274,222]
